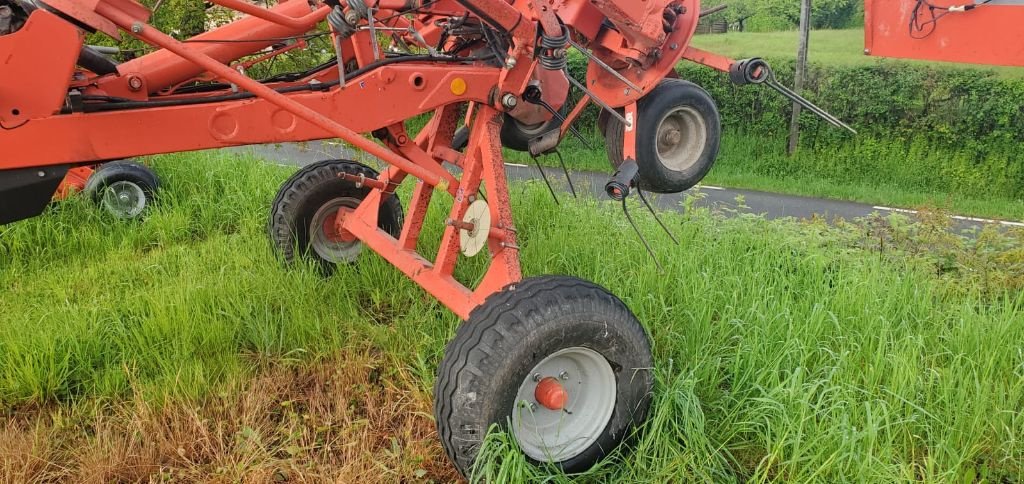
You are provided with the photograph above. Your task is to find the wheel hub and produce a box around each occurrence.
[512,347,617,462]
[309,197,363,263]
[100,181,146,219]
[319,206,357,244]
[534,377,568,411]
[656,106,707,172]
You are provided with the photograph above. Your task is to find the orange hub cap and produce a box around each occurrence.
[534,377,569,411]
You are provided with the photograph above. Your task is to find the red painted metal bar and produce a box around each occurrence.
[470,110,522,300]
[342,106,520,319]
[622,102,638,161]
[681,46,735,73]
[94,1,446,187]
[560,94,591,139]
[398,181,434,251]
[108,0,327,94]
[1,65,497,170]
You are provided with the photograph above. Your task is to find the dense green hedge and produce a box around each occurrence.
[679,60,1024,147]
[678,60,1024,199]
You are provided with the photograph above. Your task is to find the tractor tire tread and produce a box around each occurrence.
[434,275,652,477]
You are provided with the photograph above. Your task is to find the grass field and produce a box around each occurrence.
[690,29,1024,79]
[2,153,1023,482]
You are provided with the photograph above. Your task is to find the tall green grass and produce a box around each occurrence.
[1,153,1022,481]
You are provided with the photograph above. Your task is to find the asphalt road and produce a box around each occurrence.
[228,141,1023,232]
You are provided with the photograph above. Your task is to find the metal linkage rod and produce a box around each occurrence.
[566,74,628,126]
[96,3,448,187]
[566,38,643,93]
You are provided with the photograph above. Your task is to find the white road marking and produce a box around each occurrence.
[698,185,726,191]
[873,206,1024,227]
[873,206,917,214]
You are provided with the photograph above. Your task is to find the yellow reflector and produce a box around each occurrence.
[450,78,468,96]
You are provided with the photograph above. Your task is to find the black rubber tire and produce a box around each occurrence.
[434,276,654,477]
[83,160,159,219]
[452,126,470,151]
[267,160,403,276]
[605,79,721,194]
[499,114,563,152]
[458,118,559,152]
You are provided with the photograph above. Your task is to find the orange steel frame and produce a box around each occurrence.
[0,0,724,318]
[6,0,1013,317]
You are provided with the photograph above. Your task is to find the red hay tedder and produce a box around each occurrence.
[0,0,1020,475]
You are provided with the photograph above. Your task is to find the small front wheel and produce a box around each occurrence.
[434,276,654,477]
[84,161,159,220]
[267,160,403,275]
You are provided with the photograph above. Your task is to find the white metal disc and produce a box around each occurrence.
[459,199,491,257]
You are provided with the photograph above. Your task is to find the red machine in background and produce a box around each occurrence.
[0,0,1017,476]
[865,0,1024,67]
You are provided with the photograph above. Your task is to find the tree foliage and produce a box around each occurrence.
[704,0,864,31]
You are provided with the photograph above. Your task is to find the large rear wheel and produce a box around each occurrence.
[434,276,654,477]
[604,79,721,194]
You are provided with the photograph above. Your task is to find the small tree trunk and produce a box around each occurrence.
[788,0,811,156]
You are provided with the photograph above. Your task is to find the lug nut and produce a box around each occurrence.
[127,75,143,92]
[502,93,519,109]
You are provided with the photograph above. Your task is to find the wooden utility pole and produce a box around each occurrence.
[788,0,811,155]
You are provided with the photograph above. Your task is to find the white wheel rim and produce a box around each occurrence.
[309,197,362,263]
[100,181,146,219]
[511,347,617,462]
[656,106,707,172]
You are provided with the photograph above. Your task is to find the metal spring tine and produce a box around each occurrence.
[566,74,628,126]
[530,154,560,205]
[566,38,643,94]
[562,118,592,149]
[544,103,591,149]
[553,150,577,198]
[528,95,593,149]
[764,77,857,134]
[637,187,679,245]
[368,7,380,61]
[622,197,664,272]
[390,32,412,54]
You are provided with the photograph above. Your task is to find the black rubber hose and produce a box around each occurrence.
[77,46,120,76]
